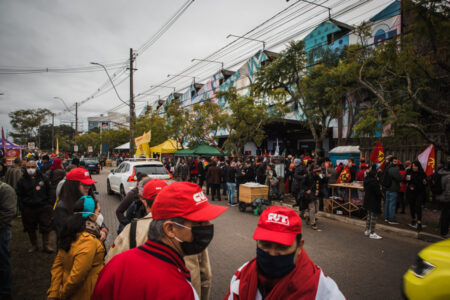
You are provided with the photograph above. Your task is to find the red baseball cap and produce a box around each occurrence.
[151,182,228,221]
[142,179,168,200]
[253,206,302,245]
[66,168,96,185]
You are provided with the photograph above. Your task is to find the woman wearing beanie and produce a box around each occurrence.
[363,165,383,239]
[48,196,105,300]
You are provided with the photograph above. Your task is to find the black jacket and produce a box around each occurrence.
[16,171,51,209]
[363,175,382,213]
[243,166,255,183]
[235,165,245,184]
[256,164,266,185]
[406,169,427,195]
[291,165,307,194]
[224,165,236,183]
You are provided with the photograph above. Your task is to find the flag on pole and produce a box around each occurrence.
[56,138,59,155]
[418,144,435,177]
[370,142,385,169]
[1,127,7,151]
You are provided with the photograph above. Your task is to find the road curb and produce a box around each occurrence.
[316,211,444,242]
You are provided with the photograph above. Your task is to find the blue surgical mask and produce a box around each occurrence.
[256,247,296,278]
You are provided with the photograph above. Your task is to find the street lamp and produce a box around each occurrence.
[227,34,266,50]
[167,74,197,84]
[54,96,78,135]
[53,97,73,114]
[90,62,128,106]
[191,58,224,70]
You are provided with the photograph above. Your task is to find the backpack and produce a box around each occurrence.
[382,167,392,188]
[429,172,443,195]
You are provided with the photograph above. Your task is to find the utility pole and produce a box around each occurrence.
[51,113,55,151]
[129,48,135,155]
[75,102,78,135]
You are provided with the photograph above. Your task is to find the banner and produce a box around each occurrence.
[135,131,151,147]
[5,148,20,166]
[56,138,59,155]
[370,142,385,169]
[418,144,435,177]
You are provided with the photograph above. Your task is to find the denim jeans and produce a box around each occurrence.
[384,191,398,221]
[221,182,228,196]
[227,182,236,204]
[0,228,12,297]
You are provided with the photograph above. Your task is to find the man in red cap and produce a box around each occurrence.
[225,206,344,300]
[92,182,228,300]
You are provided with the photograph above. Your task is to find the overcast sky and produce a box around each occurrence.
[0,0,393,138]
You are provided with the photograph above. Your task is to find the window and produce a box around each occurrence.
[135,165,169,175]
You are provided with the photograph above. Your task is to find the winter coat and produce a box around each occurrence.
[105,213,212,300]
[16,171,51,209]
[327,167,338,184]
[175,163,190,181]
[436,169,450,203]
[115,187,139,224]
[224,166,236,183]
[206,165,221,185]
[5,165,23,190]
[399,170,407,193]
[256,164,266,185]
[363,176,382,214]
[0,182,17,229]
[46,168,66,206]
[243,166,255,183]
[405,169,427,195]
[386,165,402,192]
[48,231,105,300]
[291,165,307,194]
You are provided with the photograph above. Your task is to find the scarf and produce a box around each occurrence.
[239,250,321,300]
[85,220,101,239]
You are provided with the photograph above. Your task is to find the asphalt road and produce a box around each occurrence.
[92,169,429,300]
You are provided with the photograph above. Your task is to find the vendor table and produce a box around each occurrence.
[326,183,364,217]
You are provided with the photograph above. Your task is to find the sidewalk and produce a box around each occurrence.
[272,195,445,243]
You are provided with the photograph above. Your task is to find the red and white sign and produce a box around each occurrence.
[5,149,21,166]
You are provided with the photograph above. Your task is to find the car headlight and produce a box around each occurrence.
[411,256,435,278]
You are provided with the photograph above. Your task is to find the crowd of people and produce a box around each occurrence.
[0,150,449,299]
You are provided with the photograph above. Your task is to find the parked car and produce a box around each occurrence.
[81,158,101,174]
[107,159,173,199]
[403,238,450,300]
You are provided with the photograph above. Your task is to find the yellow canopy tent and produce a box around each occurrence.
[149,139,182,159]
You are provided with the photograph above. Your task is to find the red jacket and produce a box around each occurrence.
[92,240,198,300]
[224,250,344,300]
[356,168,368,182]
[399,170,407,193]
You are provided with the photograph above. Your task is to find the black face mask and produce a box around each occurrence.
[256,247,296,278]
[179,224,214,255]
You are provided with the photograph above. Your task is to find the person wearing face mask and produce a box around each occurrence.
[53,168,108,242]
[47,195,105,300]
[225,206,344,300]
[92,182,228,300]
[16,160,53,253]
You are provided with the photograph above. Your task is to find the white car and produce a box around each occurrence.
[107,159,173,198]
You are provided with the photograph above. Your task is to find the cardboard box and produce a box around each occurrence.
[239,184,269,203]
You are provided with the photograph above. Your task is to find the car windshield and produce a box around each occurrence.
[85,160,98,164]
[135,165,168,175]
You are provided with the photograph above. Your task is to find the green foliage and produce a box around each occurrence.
[217,88,285,155]
[165,99,191,147]
[8,108,52,146]
[38,125,75,151]
[102,128,129,150]
[135,110,168,147]
[74,131,100,153]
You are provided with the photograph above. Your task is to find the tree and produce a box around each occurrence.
[135,110,168,147]
[217,88,286,156]
[165,99,191,148]
[39,125,75,151]
[354,0,450,154]
[74,131,100,153]
[188,99,228,149]
[8,108,52,147]
[102,128,129,150]
[252,40,346,155]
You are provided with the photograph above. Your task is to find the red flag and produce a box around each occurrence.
[370,142,385,169]
[418,144,435,177]
[1,127,6,151]
[337,166,351,183]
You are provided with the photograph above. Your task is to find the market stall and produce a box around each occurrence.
[325,182,364,217]
[0,138,23,166]
[149,139,181,160]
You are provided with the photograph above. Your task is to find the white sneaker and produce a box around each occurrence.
[364,230,370,236]
[369,233,382,239]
